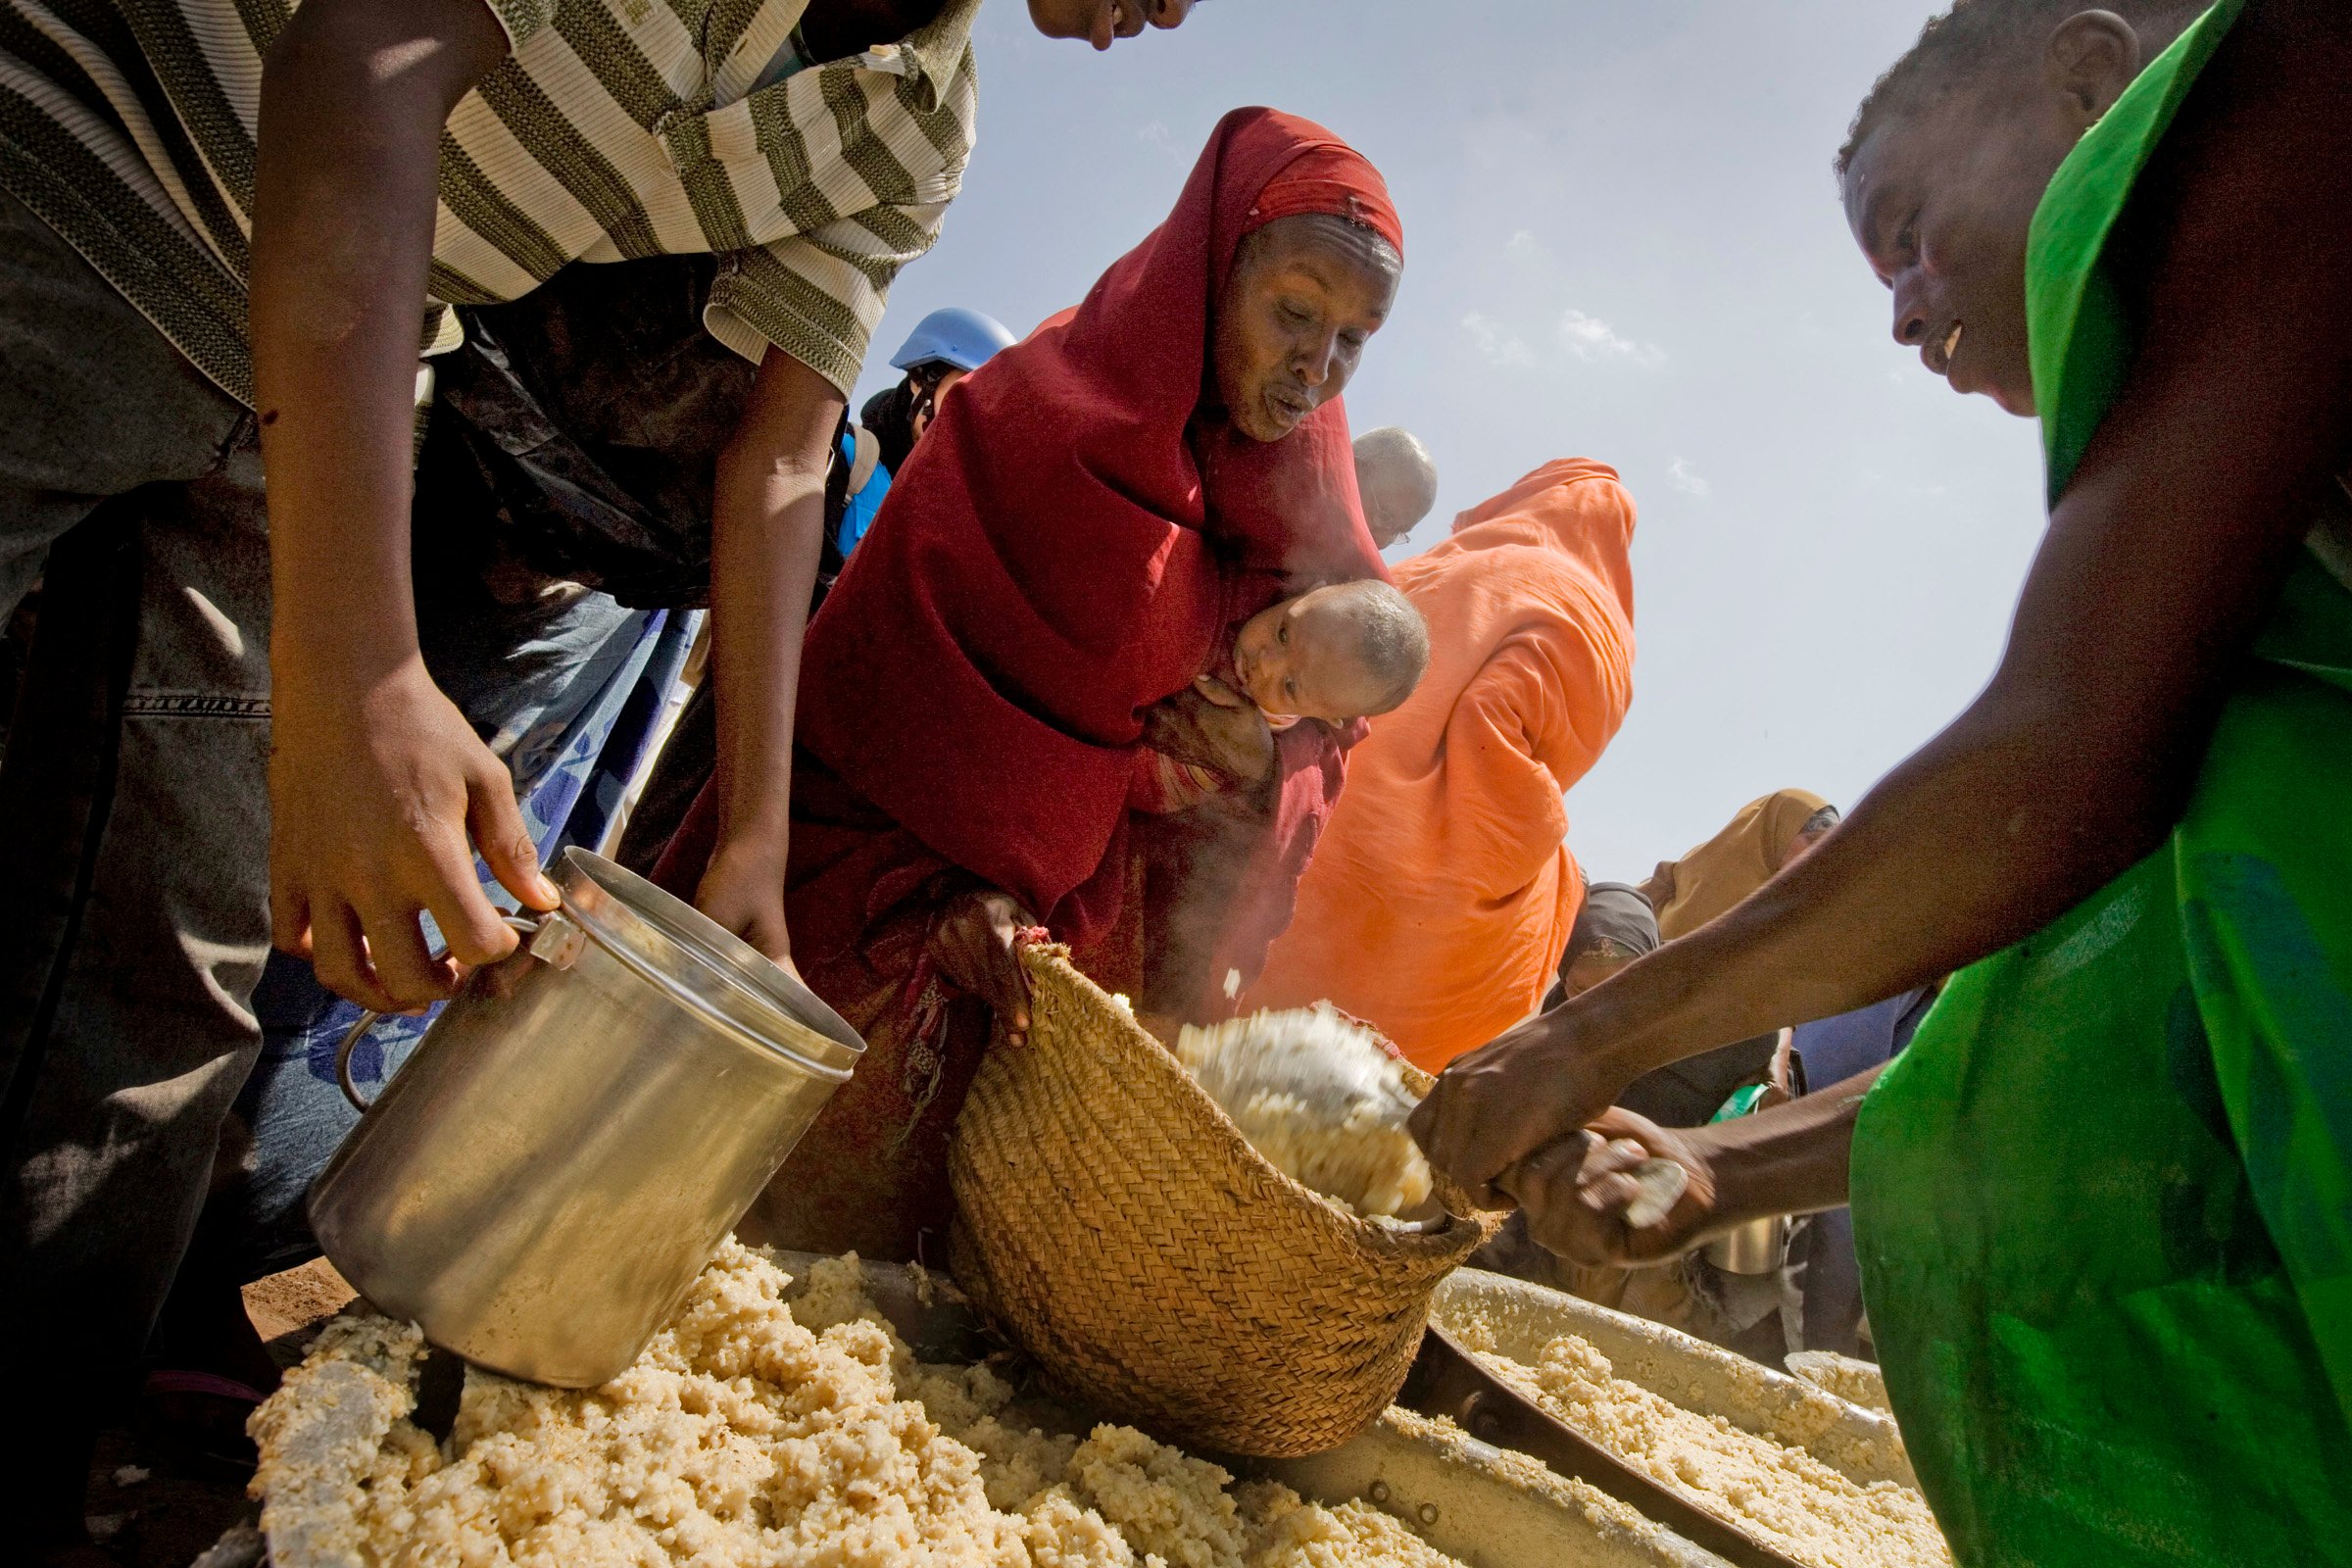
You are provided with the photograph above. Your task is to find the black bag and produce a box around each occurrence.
[418,254,851,610]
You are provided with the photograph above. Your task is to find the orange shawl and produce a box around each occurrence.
[1241,459,1637,1069]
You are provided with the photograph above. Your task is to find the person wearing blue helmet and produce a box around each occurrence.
[840,309,1020,564]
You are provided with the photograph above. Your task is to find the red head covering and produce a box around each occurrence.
[1243,146,1402,256]
[794,108,1398,941]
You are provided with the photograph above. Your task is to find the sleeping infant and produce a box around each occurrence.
[1137,578,1429,812]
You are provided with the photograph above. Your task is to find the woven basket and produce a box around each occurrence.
[948,946,1496,1457]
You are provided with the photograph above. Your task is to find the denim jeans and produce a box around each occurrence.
[0,191,640,1502]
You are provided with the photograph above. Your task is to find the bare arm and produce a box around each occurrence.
[1416,0,2352,1201]
[256,0,542,1012]
[689,348,841,963]
[1509,1069,1884,1267]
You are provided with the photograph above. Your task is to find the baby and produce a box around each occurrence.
[1137,578,1429,812]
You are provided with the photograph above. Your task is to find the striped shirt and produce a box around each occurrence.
[0,0,980,407]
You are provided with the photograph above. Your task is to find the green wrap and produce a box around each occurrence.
[1850,3,2352,1562]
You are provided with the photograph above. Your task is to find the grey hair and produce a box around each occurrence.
[1324,578,1430,715]
[1353,426,1440,536]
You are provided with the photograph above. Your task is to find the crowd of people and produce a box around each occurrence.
[1,0,2345,1564]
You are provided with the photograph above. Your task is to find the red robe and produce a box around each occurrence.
[658,107,1400,1258]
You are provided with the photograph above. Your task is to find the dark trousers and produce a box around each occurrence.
[0,191,633,1525]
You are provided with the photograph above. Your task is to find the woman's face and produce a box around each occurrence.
[1212,215,1400,443]
[1027,0,1195,50]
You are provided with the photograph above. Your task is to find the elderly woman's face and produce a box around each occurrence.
[1213,216,1399,443]
[1028,0,1195,49]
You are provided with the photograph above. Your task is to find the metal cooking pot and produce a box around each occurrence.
[308,849,862,1388]
[1702,1214,1789,1277]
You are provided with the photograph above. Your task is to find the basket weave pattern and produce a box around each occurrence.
[948,947,1494,1457]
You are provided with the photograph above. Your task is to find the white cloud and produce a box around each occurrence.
[1505,228,1543,258]
[1462,312,1536,368]
[1139,121,1172,150]
[1559,309,1663,367]
[1668,457,1711,497]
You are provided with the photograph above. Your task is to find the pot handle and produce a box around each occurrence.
[333,912,551,1112]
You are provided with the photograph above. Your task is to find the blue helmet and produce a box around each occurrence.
[889,307,1016,374]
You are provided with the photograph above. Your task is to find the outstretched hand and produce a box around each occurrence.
[929,888,1037,1045]
[1500,1108,1721,1268]
[695,832,796,972]
[1408,1008,1625,1209]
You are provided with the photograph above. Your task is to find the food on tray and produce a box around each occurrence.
[249,1242,1470,1568]
[1784,1349,1893,1415]
[1462,1329,1948,1568]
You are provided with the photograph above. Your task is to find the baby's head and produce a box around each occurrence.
[1838,0,2202,415]
[1232,579,1429,723]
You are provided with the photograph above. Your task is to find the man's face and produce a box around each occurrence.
[1213,218,1399,444]
[1561,948,1635,1000]
[1359,477,1415,551]
[1841,14,2147,417]
[1841,93,2058,416]
[908,367,966,447]
[1027,0,1195,50]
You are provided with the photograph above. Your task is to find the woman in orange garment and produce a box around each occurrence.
[1242,458,1636,1070]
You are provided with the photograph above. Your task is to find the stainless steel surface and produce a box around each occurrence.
[309,848,864,1388]
[1396,1328,1807,1568]
[1435,1269,1915,1490]
[1701,1215,1788,1276]
[334,914,543,1112]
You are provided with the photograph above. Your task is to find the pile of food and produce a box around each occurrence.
[1783,1350,1893,1416]
[249,1242,1468,1568]
[1457,1324,1948,1568]
[1175,1004,1434,1220]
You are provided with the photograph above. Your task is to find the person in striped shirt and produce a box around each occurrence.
[0,0,1200,1556]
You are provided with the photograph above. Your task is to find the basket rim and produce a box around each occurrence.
[1016,945,1494,1255]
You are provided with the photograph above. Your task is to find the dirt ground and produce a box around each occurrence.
[85,1258,356,1568]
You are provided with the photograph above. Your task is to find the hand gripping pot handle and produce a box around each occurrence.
[332,912,584,1111]
[308,847,859,1388]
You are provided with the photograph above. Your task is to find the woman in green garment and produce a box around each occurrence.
[1413,2,2352,1563]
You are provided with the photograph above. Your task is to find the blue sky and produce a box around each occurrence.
[854,0,2049,881]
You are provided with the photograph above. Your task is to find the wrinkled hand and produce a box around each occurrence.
[695,832,796,973]
[1502,1108,1721,1268]
[1409,1008,1624,1209]
[929,889,1036,1045]
[1142,682,1275,783]
[270,660,559,1012]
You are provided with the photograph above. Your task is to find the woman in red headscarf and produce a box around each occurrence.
[657,107,1404,1259]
